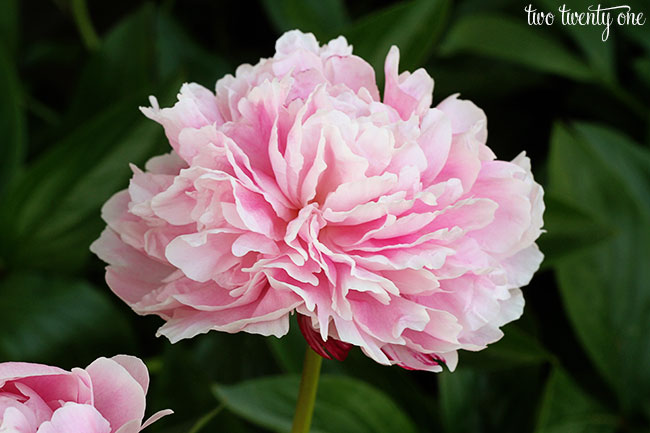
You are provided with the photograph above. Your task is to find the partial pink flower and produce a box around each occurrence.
[0,356,172,432]
[91,30,544,372]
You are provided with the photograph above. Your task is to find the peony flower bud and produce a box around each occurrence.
[0,355,171,432]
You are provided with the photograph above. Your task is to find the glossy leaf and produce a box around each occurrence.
[548,122,650,410]
[343,0,451,73]
[150,332,278,431]
[0,273,134,365]
[439,365,545,433]
[537,195,615,267]
[539,0,615,83]
[458,324,551,370]
[214,375,418,433]
[65,4,158,122]
[261,0,349,40]
[0,99,165,272]
[535,367,617,433]
[440,13,593,81]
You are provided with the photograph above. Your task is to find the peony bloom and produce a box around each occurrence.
[91,30,544,372]
[0,355,171,433]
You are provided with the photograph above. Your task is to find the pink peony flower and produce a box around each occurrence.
[0,355,171,433]
[91,30,544,371]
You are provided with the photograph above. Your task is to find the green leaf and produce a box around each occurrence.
[634,57,650,90]
[439,13,593,81]
[156,12,230,86]
[187,405,225,433]
[64,4,158,123]
[343,0,451,74]
[459,324,551,370]
[619,0,650,54]
[0,273,135,365]
[0,0,18,54]
[150,332,279,431]
[537,195,615,267]
[266,315,306,374]
[535,367,618,433]
[0,43,25,200]
[548,122,650,410]
[261,0,349,41]
[439,365,546,433]
[0,98,166,272]
[439,369,481,433]
[539,0,615,83]
[214,374,418,433]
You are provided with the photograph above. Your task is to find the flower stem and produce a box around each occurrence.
[71,0,100,51]
[291,347,322,433]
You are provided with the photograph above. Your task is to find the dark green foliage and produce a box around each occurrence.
[0,0,648,431]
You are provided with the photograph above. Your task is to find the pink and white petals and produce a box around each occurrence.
[0,357,171,433]
[36,404,111,433]
[92,30,544,372]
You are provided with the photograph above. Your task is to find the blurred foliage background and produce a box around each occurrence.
[1,0,649,432]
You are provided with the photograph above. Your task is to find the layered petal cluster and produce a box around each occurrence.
[91,30,544,372]
[0,356,171,433]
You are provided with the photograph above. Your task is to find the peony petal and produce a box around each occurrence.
[85,358,146,432]
[383,46,434,120]
[2,405,38,432]
[36,403,111,433]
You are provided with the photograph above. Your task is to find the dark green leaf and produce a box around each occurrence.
[261,0,349,41]
[548,122,650,410]
[266,315,306,374]
[214,374,418,433]
[439,13,593,81]
[539,0,615,83]
[439,365,545,433]
[0,273,135,365]
[65,4,158,122]
[0,0,18,54]
[535,367,618,433]
[619,0,650,54]
[156,12,230,86]
[0,44,25,200]
[439,369,481,433]
[343,0,451,74]
[634,57,650,90]
[187,405,225,433]
[537,195,615,267]
[459,323,551,370]
[0,98,165,272]
[150,332,278,431]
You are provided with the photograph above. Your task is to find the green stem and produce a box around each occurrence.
[291,347,323,433]
[71,0,100,51]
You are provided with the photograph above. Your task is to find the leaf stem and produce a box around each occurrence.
[71,0,100,51]
[291,347,322,433]
[187,404,224,433]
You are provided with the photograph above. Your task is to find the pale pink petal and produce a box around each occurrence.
[383,46,434,120]
[1,405,38,433]
[35,403,110,433]
[108,356,149,395]
[140,83,222,159]
[85,358,146,431]
[324,55,380,101]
